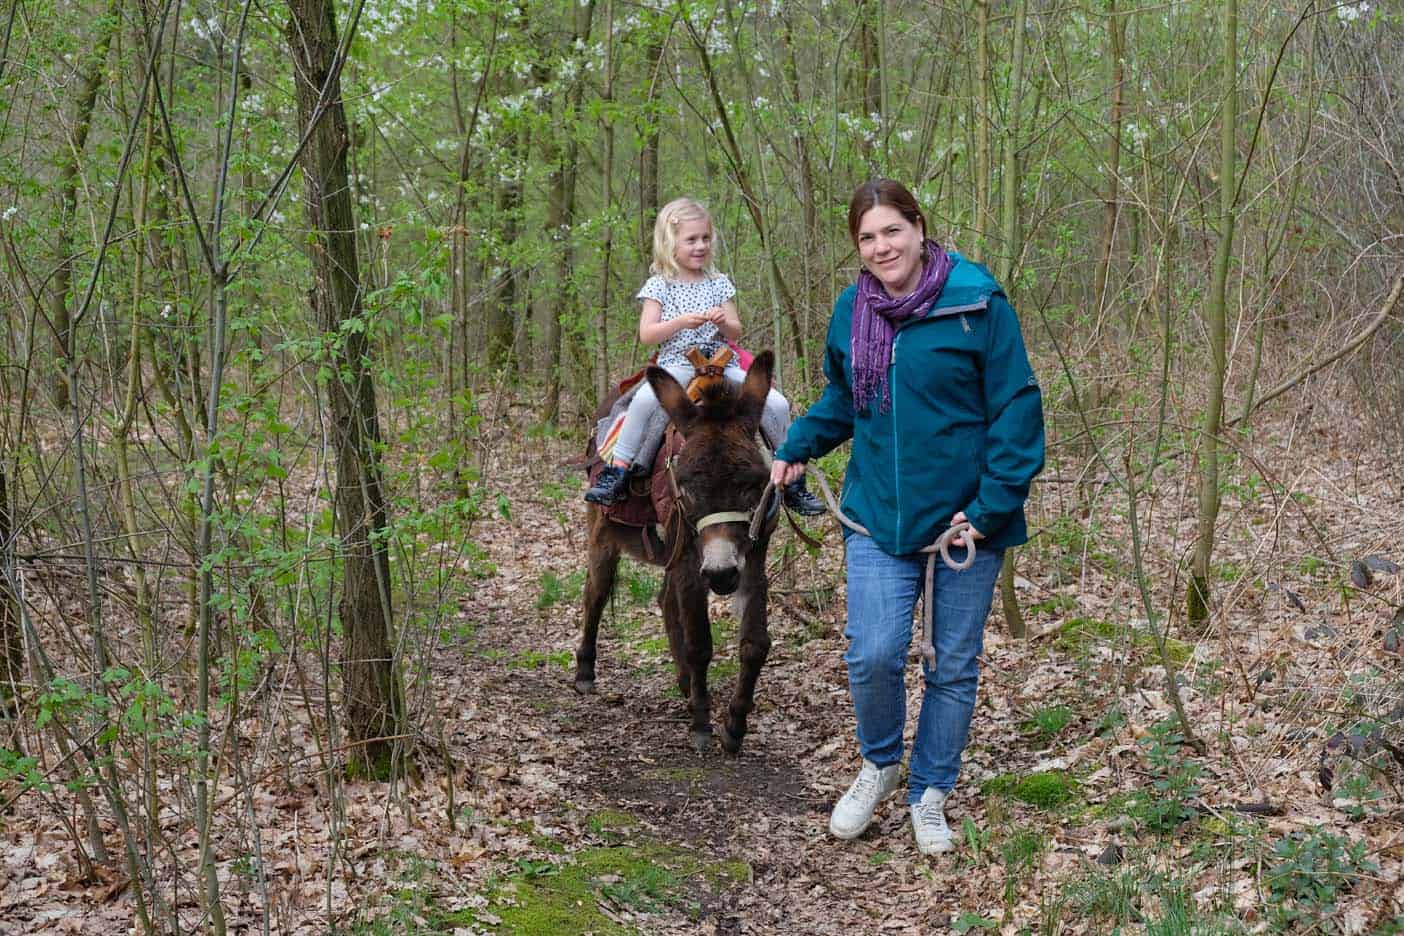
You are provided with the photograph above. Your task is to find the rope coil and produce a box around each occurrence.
[806,464,976,668]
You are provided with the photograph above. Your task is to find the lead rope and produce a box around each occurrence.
[806,464,974,668]
[748,480,778,542]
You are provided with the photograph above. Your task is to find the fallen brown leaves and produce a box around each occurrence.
[2,390,1401,935]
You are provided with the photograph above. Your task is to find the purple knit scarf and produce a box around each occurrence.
[851,239,954,413]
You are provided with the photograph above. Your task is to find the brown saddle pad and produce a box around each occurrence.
[585,427,684,529]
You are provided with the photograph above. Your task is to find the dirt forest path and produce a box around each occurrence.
[433,428,1121,935]
[370,402,1400,936]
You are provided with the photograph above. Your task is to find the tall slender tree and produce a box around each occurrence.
[994,0,1030,639]
[0,462,19,704]
[1186,0,1238,628]
[285,0,407,775]
[48,0,121,409]
[540,0,594,424]
[1093,0,1128,319]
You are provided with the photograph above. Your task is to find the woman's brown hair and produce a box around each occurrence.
[847,179,927,245]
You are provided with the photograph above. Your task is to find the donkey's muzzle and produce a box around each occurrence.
[705,567,740,596]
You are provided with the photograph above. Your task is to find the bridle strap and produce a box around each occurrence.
[695,510,752,532]
[748,481,779,541]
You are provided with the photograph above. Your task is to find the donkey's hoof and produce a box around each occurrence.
[719,725,743,756]
[690,729,713,754]
[574,678,596,695]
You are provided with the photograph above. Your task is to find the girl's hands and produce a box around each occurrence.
[675,310,722,333]
[770,459,805,487]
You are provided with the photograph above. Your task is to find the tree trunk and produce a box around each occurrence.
[1187,0,1237,628]
[0,461,20,705]
[994,0,1030,640]
[856,0,881,166]
[639,31,662,260]
[780,11,820,343]
[488,103,523,371]
[974,0,991,259]
[541,1,593,424]
[1093,0,1127,319]
[596,0,615,404]
[48,0,120,410]
[285,0,406,777]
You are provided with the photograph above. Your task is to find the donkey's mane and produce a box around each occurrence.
[693,380,742,421]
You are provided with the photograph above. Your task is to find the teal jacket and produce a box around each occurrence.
[776,254,1044,555]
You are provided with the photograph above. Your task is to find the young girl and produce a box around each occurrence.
[585,197,823,515]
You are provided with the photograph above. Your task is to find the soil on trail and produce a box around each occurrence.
[437,419,1401,935]
[6,406,1398,934]
[439,431,1078,935]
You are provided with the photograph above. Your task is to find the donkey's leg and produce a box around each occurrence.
[660,574,691,700]
[675,575,714,752]
[574,515,619,694]
[720,559,772,755]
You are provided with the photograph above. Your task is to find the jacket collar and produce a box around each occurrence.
[928,251,1002,312]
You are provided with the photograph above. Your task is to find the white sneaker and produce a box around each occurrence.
[829,759,900,840]
[910,787,954,855]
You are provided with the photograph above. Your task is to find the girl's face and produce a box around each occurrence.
[856,205,925,297]
[673,218,713,277]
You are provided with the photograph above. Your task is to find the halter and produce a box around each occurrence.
[664,457,779,569]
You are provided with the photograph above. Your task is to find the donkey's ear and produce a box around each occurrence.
[737,351,775,430]
[647,365,698,436]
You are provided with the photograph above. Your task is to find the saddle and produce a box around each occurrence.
[585,425,684,530]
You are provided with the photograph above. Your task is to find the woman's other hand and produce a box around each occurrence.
[950,511,984,549]
[771,459,805,487]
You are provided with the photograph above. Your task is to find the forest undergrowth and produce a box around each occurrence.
[1,361,1400,935]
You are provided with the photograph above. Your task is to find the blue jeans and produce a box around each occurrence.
[843,532,1003,804]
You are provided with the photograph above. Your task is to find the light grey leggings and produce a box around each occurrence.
[611,360,791,467]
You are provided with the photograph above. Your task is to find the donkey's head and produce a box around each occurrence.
[646,351,777,596]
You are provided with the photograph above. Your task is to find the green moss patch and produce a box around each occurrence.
[1055,617,1192,667]
[475,842,749,934]
[635,636,671,656]
[982,770,1080,810]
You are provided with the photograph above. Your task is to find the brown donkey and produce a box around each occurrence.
[575,352,780,754]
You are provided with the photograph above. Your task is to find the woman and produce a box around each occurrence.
[771,180,1044,855]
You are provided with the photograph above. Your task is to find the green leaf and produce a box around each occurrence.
[952,912,998,933]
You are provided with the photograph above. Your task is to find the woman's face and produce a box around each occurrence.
[856,205,925,297]
[673,218,713,277]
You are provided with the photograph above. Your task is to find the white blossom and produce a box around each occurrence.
[1336,1,1368,22]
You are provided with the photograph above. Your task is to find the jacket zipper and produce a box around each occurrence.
[887,299,989,551]
[891,329,903,540]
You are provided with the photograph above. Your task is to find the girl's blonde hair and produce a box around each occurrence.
[651,197,720,279]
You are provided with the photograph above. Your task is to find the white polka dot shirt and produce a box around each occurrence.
[638,274,737,367]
